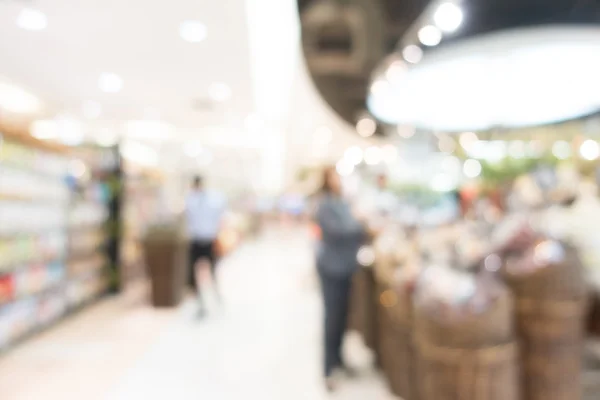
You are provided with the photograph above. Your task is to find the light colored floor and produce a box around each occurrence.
[0,227,392,400]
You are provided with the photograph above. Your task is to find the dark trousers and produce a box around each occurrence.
[188,240,218,307]
[318,271,352,377]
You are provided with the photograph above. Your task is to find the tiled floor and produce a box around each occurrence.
[0,227,392,400]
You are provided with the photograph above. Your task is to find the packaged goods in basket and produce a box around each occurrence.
[413,266,518,400]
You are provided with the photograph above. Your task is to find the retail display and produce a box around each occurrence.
[0,134,71,349]
[345,155,600,399]
[0,132,113,350]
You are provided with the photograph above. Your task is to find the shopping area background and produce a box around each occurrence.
[2,0,600,399]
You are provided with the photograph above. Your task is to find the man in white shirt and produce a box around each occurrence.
[185,176,226,318]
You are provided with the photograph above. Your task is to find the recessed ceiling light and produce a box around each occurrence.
[179,21,208,43]
[463,159,482,178]
[356,117,377,137]
[580,140,599,161]
[418,25,442,47]
[209,82,231,102]
[434,3,463,33]
[16,8,47,31]
[98,73,123,93]
[0,81,42,114]
[82,100,102,119]
[402,45,423,64]
[344,146,363,165]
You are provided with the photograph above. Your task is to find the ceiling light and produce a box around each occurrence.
[386,61,407,83]
[336,159,354,177]
[98,73,123,93]
[508,140,526,159]
[344,146,363,165]
[0,82,42,114]
[31,120,58,140]
[56,116,84,146]
[364,146,383,165]
[397,125,415,138]
[459,132,478,151]
[209,82,231,102]
[402,45,423,64]
[418,25,442,47]
[82,100,102,119]
[356,117,376,137]
[580,140,599,161]
[552,140,571,160]
[179,21,208,43]
[437,135,456,153]
[434,3,463,33]
[370,80,390,96]
[16,8,47,31]
[463,159,482,178]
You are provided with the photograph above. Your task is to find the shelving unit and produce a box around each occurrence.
[0,129,113,350]
[0,129,71,349]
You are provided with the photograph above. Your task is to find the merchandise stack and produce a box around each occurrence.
[0,131,71,349]
[351,167,599,400]
[66,150,112,307]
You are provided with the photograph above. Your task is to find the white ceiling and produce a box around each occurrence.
[0,0,374,193]
[0,0,254,134]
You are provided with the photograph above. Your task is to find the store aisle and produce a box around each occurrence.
[0,227,392,400]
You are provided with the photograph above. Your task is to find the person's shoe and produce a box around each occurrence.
[324,377,337,393]
[341,365,359,378]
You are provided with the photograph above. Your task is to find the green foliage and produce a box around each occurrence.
[479,155,559,189]
[387,183,446,207]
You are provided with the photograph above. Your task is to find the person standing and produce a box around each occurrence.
[314,166,367,391]
[185,176,226,318]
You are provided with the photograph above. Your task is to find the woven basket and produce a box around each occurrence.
[348,266,379,352]
[502,241,588,400]
[414,284,519,400]
[379,284,419,400]
[515,298,587,400]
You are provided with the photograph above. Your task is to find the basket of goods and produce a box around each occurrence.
[382,248,421,400]
[414,266,519,400]
[503,234,588,400]
[371,228,404,375]
[373,231,419,398]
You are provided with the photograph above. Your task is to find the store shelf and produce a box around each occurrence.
[0,137,114,350]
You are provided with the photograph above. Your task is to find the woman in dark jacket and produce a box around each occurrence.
[314,166,367,391]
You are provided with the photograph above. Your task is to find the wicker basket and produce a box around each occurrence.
[414,284,519,400]
[515,298,587,400]
[348,266,379,352]
[503,241,588,400]
[379,284,419,400]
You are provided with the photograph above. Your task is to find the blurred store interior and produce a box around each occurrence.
[2,0,600,399]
